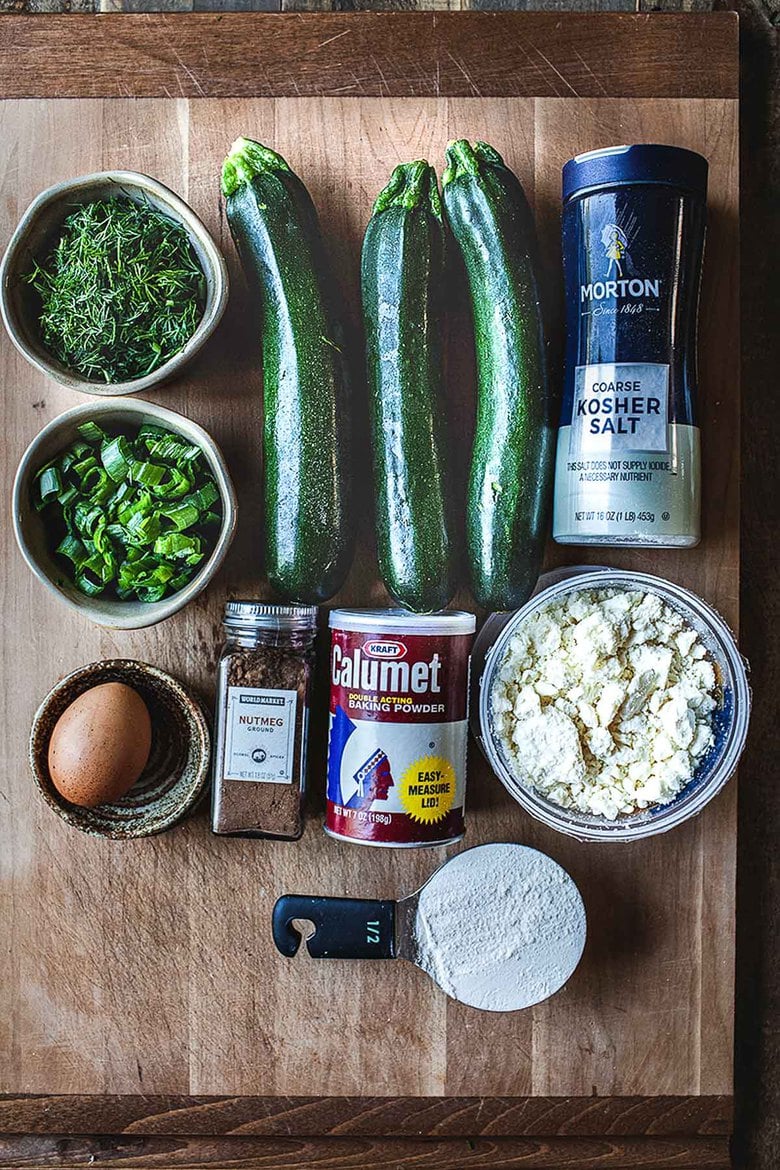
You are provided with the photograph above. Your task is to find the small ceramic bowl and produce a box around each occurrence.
[12,396,237,629]
[29,659,211,839]
[0,171,228,396]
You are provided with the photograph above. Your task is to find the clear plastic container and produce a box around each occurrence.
[471,568,750,842]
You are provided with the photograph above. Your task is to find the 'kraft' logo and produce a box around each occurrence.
[364,640,407,660]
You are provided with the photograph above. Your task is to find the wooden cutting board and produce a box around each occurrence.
[0,12,738,1164]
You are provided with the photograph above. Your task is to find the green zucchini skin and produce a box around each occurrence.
[361,161,454,613]
[442,140,554,612]
[222,138,353,604]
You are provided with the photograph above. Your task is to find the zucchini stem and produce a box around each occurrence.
[221,137,291,198]
[372,160,442,219]
[442,139,506,187]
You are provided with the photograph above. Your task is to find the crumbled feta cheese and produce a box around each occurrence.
[675,629,697,657]
[587,726,614,759]
[577,701,598,729]
[509,708,586,790]
[514,686,540,717]
[490,588,718,821]
[595,682,625,728]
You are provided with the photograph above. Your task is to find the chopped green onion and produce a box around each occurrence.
[57,485,80,509]
[77,421,106,444]
[74,500,104,537]
[126,512,162,545]
[35,465,62,507]
[152,468,191,499]
[105,481,131,510]
[163,502,200,531]
[73,455,98,479]
[101,435,132,482]
[137,423,168,441]
[184,482,220,511]
[130,460,167,487]
[33,421,222,603]
[75,570,106,597]
[60,443,89,474]
[56,534,87,567]
[143,434,202,463]
[79,466,113,503]
[154,532,202,560]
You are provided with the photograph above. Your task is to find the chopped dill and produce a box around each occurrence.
[26,197,206,384]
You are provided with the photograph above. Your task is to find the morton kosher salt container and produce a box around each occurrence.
[553,144,708,547]
[325,609,476,847]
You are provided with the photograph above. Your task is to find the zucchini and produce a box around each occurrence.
[361,161,454,613]
[442,140,554,611]
[222,137,352,604]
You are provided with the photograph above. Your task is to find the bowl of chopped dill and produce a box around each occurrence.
[13,397,237,629]
[0,171,228,395]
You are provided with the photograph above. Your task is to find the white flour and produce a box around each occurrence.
[413,844,586,1012]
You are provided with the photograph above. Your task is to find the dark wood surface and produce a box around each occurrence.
[0,6,776,1170]
[0,12,738,97]
[0,1093,736,1166]
[0,1132,735,1168]
[0,0,772,15]
[0,1093,735,1135]
[731,7,780,1170]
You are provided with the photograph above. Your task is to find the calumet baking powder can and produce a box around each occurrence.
[326,609,476,847]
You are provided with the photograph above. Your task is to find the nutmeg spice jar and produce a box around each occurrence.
[211,602,317,838]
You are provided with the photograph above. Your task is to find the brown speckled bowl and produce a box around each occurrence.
[29,659,211,838]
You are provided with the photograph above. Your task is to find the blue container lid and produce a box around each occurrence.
[563,144,708,201]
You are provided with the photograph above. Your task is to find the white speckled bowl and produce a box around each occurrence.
[472,568,751,842]
[12,397,237,630]
[0,171,228,396]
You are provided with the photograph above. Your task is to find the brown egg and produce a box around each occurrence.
[48,681,152,808]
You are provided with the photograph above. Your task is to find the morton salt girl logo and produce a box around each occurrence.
[602,223,628,277]
[580,219,661,305]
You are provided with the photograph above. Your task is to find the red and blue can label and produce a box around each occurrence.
[325,612,475,847]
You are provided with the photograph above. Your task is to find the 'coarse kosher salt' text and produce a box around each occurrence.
[490,588,718,820]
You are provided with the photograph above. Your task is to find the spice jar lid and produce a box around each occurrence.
[223,601,318,634]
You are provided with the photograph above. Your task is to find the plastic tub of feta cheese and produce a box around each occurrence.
[472,568,750,842]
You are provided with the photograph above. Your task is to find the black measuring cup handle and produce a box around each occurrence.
[272,895,396,959]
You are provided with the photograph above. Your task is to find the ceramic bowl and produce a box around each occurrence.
[29,659,211,839]
[0,171,228,396]
[12,396,237,629]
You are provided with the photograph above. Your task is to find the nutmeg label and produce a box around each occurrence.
[223,686,298,783]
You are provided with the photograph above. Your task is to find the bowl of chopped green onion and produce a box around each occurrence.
[0,171,228,395]
[13,398,237,628]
